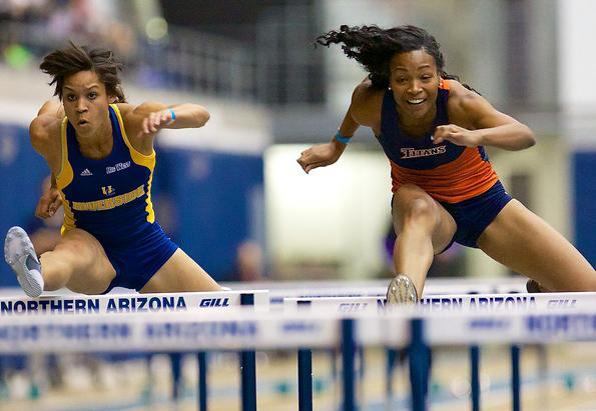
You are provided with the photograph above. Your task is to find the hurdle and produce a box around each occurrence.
[0,289,269,410]
[0,298,595,411]
[0,279,529,408]
[284,292,596,411]
[259,277,529,408]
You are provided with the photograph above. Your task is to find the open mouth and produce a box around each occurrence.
[407,98,425,105]
[78,120,89,126]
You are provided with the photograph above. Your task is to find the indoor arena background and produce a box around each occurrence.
[0,1,594,410]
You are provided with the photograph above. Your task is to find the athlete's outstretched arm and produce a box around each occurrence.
[296,112,353,174]
[129,102,210,136]
[297,83,374,174]
[433,83,536,150]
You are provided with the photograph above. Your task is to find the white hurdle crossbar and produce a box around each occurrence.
[225,277,529,305]
[283,292,596,314]
[0,289,269,316]
[1,299,596,411]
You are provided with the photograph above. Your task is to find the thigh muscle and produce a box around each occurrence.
[54,229,116,294]
[392,184,457,254]
[140,249,221,293]
[478,200,595,291]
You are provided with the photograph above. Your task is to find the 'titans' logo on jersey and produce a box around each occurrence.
[400,145,447,159]
[102,186,115,196]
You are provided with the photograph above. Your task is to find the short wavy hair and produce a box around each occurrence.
[40,42,126,102]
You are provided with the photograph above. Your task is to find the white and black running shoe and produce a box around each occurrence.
[4,226,44,298]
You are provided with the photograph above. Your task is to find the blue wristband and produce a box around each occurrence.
[168,108,176,122]
[334,130,351,144]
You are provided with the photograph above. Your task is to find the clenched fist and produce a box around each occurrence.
[433,124,482,147]
[297,141,345,174]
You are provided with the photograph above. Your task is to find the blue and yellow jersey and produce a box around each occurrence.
[378,79,498,203]
[55,104,156,245]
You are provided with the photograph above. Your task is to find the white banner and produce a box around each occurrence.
[284,292,596,314]
[0,290,269,316]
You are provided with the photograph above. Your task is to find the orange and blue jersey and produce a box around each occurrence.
[378,80,499,203]
[379,80,512,248]
[55,104,177,291]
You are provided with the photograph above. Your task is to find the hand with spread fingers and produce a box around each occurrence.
[297,142,344,174]
[433,124,482,147]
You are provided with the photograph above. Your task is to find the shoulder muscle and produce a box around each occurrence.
[350,80,383,127]
[29,115,62,172]
[29,116,61,152]
[447,81,517,129]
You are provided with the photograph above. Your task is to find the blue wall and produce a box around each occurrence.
[0,123,48,287]
[155,147,264,279]
[0,122,264,287]
[573,151,596,267]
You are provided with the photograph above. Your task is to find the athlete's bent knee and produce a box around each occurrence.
[53,241,93,264]
[393,184,441,230]
[401,197,438,227]
[405,197,435,217]
[395,183,427,197]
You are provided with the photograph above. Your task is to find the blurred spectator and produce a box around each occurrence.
[1,0,137,68]
[47,0,137,63]
[0,0,49,24]
[226,240,265,282]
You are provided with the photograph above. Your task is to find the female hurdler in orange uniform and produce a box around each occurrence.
[297,25,595,302]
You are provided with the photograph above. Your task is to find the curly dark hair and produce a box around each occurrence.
[316,25,478,93]
[40,41,126,102]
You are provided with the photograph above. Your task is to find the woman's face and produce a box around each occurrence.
[62,70,112,137]
[388,49,440,122]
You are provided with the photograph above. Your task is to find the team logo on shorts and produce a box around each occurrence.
[101,185,115,196]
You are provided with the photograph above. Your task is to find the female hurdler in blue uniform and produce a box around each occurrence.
[4,43,222,297]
